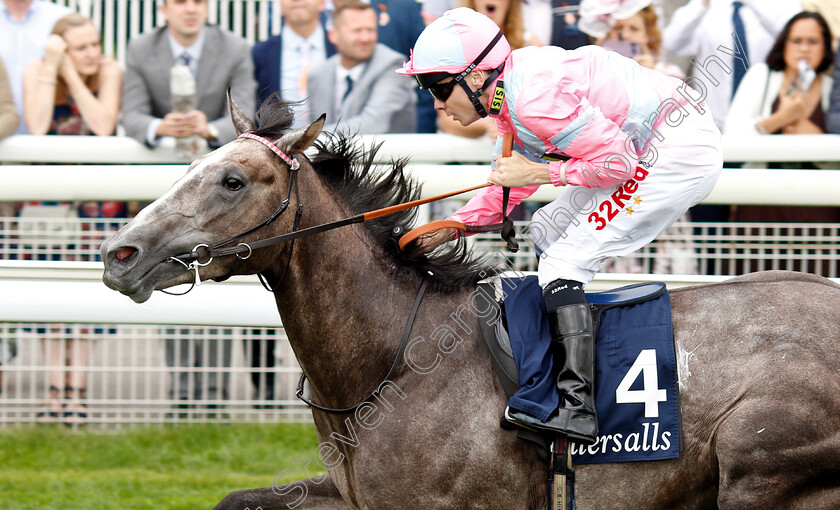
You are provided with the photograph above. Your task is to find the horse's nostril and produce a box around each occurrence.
[115,246,137,262]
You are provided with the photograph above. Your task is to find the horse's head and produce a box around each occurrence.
[101,93,324,303]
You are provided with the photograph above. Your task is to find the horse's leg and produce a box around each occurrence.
[215,476,350,510]
[714,361,840,510]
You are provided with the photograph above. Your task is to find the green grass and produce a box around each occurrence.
[0,423,323,509]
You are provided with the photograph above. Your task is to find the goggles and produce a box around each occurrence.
[416,75,458,102]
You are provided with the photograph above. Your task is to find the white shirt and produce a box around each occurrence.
[281,24,327,127]
[663,0,801,129]
[168,30,205,76]
[0,0,72,133]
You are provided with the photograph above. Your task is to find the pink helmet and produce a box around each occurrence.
[398,8,510,117]
[397,7,511,79]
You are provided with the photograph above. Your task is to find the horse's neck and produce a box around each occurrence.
[268,175,418,409]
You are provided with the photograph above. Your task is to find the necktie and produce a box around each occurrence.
[297,42,311,97]
[731,1,749,98]
[343,75,354,103]
[178,51,195,76]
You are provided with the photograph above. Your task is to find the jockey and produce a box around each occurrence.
[398,7,722,445]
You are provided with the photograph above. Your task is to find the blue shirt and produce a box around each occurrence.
[280,24,326,127]
[0,0,72,133]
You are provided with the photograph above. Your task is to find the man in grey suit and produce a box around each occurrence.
[121,0,256,148]
[121,0,253,411]
[307,0,415,134]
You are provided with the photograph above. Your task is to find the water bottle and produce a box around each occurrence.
[170,64,200,159]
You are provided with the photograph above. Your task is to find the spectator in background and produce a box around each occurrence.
[121,0,256,150]
[724,12,838,274]
[23,13,126,248]
[726,11,834,139]
[523,0,590,49]
[829,35,840,134]
[437,0,543,139]
[252,0,334,127]
[23,13,121,136]
[308,0,416,133]
[36,329,90,424]
[0,0,71,134]
[579,0,696,275]
[0,60,18,139]
[121,0,249,411]
[663,0,800,265]
[163,327,233,417]
[663,0,800,131]
[250,0,333,401]
[580,0,683,78]
[329,0,435,133]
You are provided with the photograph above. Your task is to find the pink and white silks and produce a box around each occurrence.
[449,45,723,286]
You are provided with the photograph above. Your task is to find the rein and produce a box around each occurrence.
[167,133,513,288]
[162,132,513,414]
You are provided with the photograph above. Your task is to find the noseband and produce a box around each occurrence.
[165,133,304,294]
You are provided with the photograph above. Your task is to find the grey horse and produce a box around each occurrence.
[100,98,840,509]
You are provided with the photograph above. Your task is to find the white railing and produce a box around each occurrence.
[3,134,840,202]
[0,260,734,427]
[2,132,840,426]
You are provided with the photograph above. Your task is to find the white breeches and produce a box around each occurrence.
[529,109,723,287]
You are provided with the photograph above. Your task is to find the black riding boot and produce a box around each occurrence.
[547,300,599,445]
[504,279,598,444]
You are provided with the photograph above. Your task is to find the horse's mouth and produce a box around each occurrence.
[103,255,193,303]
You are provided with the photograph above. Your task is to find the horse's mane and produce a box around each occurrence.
[252,99,499,292]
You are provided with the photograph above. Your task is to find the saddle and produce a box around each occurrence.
[477,276,676,464]
[478,279,666,400]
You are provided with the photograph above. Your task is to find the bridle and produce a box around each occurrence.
[165,132,523,295]
[161,131,520,414]
[164,132,305,294]
[166,132,434,414]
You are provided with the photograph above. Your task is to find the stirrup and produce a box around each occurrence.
[504,406,539,432]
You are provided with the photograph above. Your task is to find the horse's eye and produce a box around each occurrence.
[224,177,243,191]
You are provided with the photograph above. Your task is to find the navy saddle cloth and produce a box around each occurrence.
[478,275,681,464]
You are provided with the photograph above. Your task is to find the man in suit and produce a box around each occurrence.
[121,0,253,410]
[121,0,256,148]
[308,0,415,134]
[329,0,433,133]
[251,0,335,127]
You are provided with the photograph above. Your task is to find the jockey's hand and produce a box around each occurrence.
[412,227,456,255]
[490,150,552,188]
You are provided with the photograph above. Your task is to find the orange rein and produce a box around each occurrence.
[397,133,514,251]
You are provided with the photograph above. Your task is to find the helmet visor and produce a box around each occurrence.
[415,72,452,89]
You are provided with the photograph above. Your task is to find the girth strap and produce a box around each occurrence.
[296,278,430,414]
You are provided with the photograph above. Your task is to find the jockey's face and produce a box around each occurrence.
[432,70,488,126]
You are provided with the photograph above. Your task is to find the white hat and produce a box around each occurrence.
[578,0,653,38]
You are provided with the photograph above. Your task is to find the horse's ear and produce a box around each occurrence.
[227,88,256,135]
[277,114,325,155]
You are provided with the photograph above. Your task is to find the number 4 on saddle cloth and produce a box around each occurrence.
[477,275,681,465]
